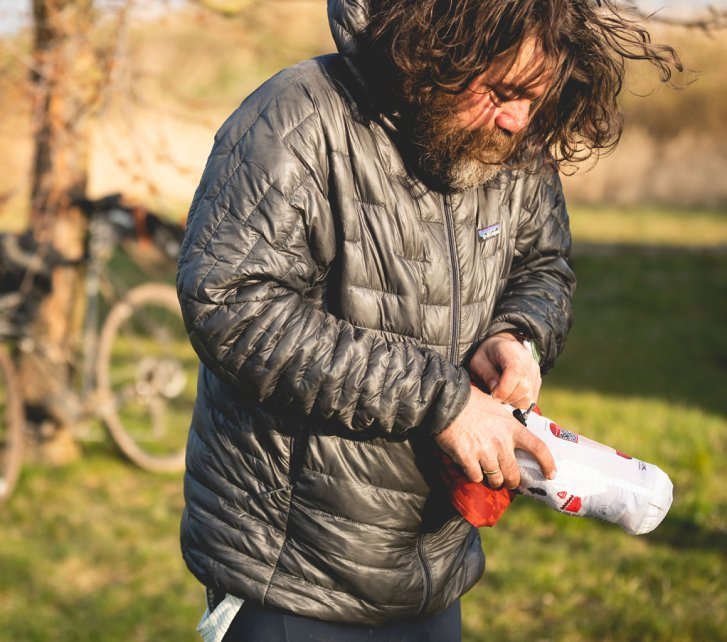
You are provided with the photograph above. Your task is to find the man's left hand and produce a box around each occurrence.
[469,332,541,409]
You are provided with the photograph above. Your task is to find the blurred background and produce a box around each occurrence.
[0,1,725,640]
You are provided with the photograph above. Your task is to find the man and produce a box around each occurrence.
[177,1,679,639]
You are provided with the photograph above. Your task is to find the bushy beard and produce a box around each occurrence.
[410,93,514,191]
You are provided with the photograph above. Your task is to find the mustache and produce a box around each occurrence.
[410,93,521,185]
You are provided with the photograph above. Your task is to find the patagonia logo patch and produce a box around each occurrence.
[477,223,500,241]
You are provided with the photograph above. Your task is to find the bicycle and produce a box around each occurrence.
[0,195,196,504]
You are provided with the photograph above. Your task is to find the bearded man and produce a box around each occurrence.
[177,1,679,640]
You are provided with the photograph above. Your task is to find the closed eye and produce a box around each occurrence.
[489,83,540,104]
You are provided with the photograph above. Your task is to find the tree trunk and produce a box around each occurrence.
[21,0,97,463]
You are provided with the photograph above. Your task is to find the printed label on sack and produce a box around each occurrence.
[550,422,579,443]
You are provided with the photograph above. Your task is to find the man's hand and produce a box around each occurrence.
[435,385,556,489]
[469,332,541,409]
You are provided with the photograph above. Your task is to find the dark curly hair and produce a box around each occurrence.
[359,0,682,169]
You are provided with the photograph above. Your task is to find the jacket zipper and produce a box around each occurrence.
[415,196,460,615]
[416,534,433,614]
[443,195,461,363]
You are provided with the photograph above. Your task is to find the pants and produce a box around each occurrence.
[221,599,462,642]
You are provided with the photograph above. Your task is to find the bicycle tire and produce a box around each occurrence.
[96,283,196,473]
[0,345,24,504]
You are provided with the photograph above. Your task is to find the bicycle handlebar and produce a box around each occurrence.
[74,194,185,260]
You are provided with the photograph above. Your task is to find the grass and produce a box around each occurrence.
[1,206,726,641]
[0,446,198,642]
[568,205,727,249]
[461,208,727,641]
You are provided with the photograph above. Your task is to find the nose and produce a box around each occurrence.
[495,99,531,134]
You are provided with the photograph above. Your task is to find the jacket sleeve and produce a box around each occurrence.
[485,165,576,372]
[177,102,470,438]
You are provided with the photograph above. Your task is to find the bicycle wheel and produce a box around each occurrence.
[97,283,196,472]
[0,345,24,504]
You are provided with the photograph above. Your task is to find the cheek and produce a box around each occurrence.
[457,92,498,130]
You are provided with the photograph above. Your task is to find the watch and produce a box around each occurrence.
[512,331,541,365]
[522,338,541,365]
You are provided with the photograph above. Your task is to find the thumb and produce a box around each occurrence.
[515,425,557,480]
[476,359,501,395]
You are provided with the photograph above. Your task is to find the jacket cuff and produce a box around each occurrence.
[430,368,471,436]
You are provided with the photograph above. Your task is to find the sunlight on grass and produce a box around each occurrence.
[569,205,727,248]
[1,210,725,640]
[459,237,727,641]
[463,388,727,642]
[1,3,725,638]
[0,450,200,641]
[539,389,726,529]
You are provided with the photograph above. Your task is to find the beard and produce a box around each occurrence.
[409,93,515,191]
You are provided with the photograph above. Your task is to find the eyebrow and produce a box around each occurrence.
[495,82,543,100]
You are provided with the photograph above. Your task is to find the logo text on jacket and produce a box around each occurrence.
[477,223,501,241]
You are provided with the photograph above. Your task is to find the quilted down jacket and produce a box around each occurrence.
[177,0,576,626]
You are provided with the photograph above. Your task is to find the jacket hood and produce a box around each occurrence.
[328,0,369,59]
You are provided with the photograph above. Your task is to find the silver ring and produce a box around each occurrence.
[482,468,501,476]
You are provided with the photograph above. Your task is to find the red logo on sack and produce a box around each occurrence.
[557,492,583,513]
[563,496,583,513]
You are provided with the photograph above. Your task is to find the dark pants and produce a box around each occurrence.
[221,600,462,642]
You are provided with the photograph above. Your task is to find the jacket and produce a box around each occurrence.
[177,0,575,626]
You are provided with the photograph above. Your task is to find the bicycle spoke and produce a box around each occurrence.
[97,284,195,472]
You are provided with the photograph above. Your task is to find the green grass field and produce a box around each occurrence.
[1,206,725,641]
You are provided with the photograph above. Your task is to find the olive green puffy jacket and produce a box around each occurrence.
[177,0,575,626]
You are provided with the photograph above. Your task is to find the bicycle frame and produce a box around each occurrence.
[79,211,125,399]
[0,195,192,502]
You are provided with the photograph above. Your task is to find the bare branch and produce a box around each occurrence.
[623,2,727,32]
[187,0,259,17]
[0,38,47,78]
[187,0,317,18]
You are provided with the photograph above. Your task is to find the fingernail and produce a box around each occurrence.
[548,470,557,480]
[488,380,498,393]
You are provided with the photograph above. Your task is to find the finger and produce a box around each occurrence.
[490,366,519,401]
[499,452,522,490]
[514,426,556,480]
[532,375,542,403]
[460,457,484,484]
[492,371,537,406]
[475,358,501,395]
[494,366,541,407]
[480,458,504,489]
[509,390,535,410]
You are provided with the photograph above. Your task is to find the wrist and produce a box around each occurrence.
[509,330,542,366]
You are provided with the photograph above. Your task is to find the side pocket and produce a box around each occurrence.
[289,426,311,486]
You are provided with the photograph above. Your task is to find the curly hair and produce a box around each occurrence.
[359,0,682,169]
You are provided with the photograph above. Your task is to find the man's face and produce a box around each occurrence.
[413,37,551,190]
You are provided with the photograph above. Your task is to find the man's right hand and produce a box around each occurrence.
[435,384,556,489]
